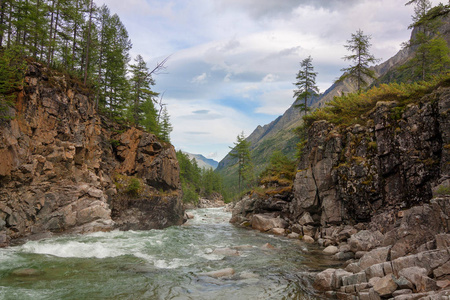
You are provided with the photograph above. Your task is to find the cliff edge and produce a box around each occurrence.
[0,62,184,247]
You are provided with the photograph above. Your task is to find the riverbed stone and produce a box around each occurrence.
[303,235,315,243]
[392,289,413,297]
[298,212,314,226]
[287,232,300,239]
[200,268,235,278]
[359,246,391,270]
[251,214,287,232]
[323,245,339,255]
[313,268,336,291]
[372,274,397,297]
[348,230,384,253]
[212,248,240,256]
[11,268,43,277]
[270,228,285,235]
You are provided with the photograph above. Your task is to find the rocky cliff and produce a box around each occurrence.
[0,62,184,247]
[231,83,450,299]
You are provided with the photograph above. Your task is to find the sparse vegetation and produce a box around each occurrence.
[303,73,450,128]
[435,185,450,196]
[114,174,142,197]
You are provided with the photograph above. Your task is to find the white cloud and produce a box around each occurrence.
[191,72,208,84]
[262,74,278,83]
[94,0,443,160]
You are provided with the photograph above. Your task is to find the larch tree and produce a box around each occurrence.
[159,106,172,142]
[338,29,379,92]
[129,54,159,130]
[229,132,253,194]
[293,55,319,115]
[402,1,450,81]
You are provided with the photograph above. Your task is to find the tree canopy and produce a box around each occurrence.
[0,0,172,142]
[293,55,319,115]
[338,29,379,92]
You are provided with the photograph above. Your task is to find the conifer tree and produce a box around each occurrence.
[229,132,253,193]
[293,55,319,115]
[159,106,172,142]
[129,54,158,128]
[402,2,450,80]
[338,29,379,92]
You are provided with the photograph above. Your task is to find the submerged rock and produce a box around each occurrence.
[11,268,43,277]
[200,268,235,278]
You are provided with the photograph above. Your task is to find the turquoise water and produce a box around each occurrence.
[0,208,333,300]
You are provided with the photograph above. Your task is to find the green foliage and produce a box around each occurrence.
[176,150,225,204]
[337,29,379,92]
[181,181,199,204]
[158,106,173,143]
[293,56,319,115]
[304,73,450,128]
[128,54,160,133]
[401,3,450,81]
[259,151,296,184]
[229,132,255,193]
[114,174,142,197]
[435,185,450,196]
[126,177,141,196]
[0,0,173,142]
[109,139,121,148]
[293,125,308,160]
[0,47,26,117]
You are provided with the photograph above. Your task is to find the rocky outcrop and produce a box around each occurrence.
[292,87,449,227]
[313,197,450,299]
[0,62,184,247]
[230,85,450,298]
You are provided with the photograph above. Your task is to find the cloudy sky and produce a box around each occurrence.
[95,0,441,161]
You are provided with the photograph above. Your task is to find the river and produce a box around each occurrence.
[0,208,338,299]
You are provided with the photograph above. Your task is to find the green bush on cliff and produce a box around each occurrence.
[303,73,450,127]
[126,177,142,196]
[0,47,26,118]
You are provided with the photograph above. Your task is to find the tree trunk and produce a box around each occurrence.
[83,0,93,85]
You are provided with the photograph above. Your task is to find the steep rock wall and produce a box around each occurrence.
[0,62,184,247]
[292,87,450,226]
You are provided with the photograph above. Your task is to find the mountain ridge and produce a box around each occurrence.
[216,13,450,188]
[183,152,219,170]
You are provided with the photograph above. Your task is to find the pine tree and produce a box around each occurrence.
[402,2,450,81]
[229,132,253,194]
[338,29,379,92]
[293,55,319,115]
[159,106,172,142]
[129,54,158,127]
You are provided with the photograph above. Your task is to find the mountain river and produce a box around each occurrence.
[0,208,339,299]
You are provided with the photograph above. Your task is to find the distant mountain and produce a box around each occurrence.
[183,152,219,170]
[216,13,450,190]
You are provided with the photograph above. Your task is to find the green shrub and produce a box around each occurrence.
[435,185,450,196]
[126,177,141,196]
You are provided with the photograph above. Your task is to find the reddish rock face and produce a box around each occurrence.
[0,62,183,246]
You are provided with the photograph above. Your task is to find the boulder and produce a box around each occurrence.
[270,228,285,235]
[298,212,314,226]
[200,268,235,278]
[398,267,428,291]
[313,268,336,291]
[251,214,287,232]
[372,274,398,297]
[212,248,240,256]
[323,245,339,255]
[359,246,391,270]
[303,235,315,243]
[348,230,384,253]
[287,232,300,239]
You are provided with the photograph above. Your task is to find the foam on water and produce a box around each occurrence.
[20,240,128,258]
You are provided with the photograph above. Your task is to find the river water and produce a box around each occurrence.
[0,208,337,299]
